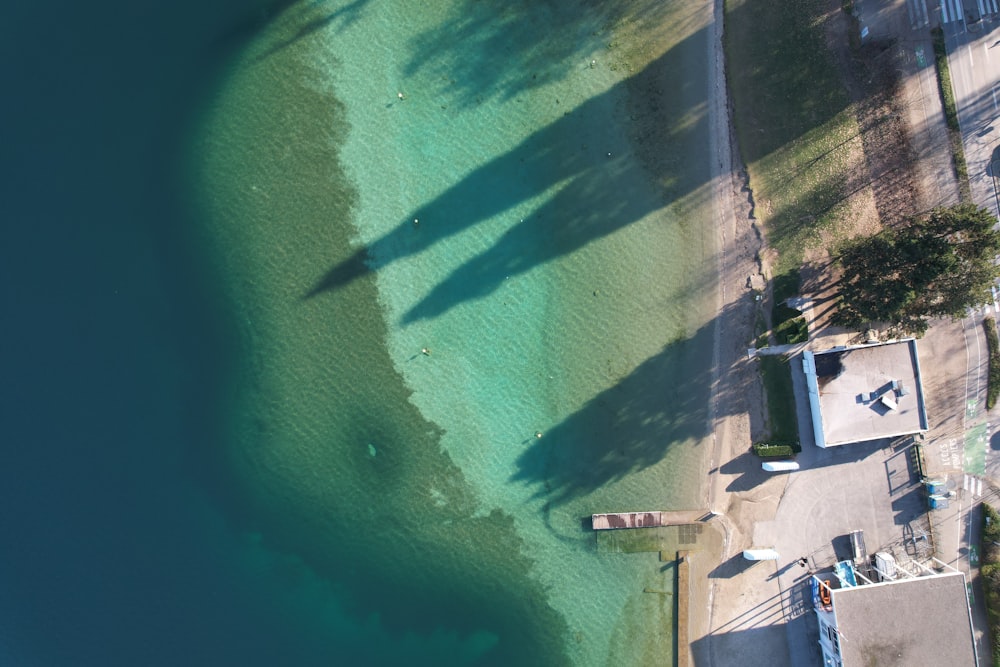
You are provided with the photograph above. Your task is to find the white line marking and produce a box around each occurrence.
[993,86,998,110]
[980,0,987,19]
[943,0,951,23]
[978,478,983,497]
[965,474,971,490]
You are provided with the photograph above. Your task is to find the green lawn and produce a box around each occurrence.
[759,355,799,445]
[725,0,865,273]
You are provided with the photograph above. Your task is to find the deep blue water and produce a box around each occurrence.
[0,2,353,664]
[0,1,714,663]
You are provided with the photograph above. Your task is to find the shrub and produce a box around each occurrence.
[985,317,1000,410]
[981,503,1000,666]
[753,442,801,459]
[776,316,809,344]
[932,27,972,201]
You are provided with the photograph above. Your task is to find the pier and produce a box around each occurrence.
[591,509,704,530]
[676,550,690,667]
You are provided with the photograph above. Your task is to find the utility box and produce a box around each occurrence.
[850,529,868,570]
[874,552,897,581]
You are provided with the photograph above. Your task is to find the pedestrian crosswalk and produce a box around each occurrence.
[940,0,964,24]
[908,0,930,29]
[908,0,1000,30]
[964,474,984,497]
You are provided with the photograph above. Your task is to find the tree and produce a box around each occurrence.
[836,204,1000,334]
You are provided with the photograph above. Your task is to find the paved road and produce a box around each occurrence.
[855,0,961,209]
[919,312,994,665]
[943,5,1000,215]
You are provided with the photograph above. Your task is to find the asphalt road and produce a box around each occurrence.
[944,8,1000,216]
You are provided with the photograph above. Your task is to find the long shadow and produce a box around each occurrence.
[509,308,753,507]
[306,23,713,306]
[725,0,851,164]
[709,553,759,579]
[721,450,769,493]
[253,0,373,63]
[401,0,686,110]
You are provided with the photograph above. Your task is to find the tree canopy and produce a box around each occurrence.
[836,204,1000,334]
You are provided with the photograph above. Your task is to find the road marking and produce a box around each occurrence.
[943,0,951,23]
[943,438,963,468]
[910,0,930,28]
[980,0,987,19]
[966,423,988,475]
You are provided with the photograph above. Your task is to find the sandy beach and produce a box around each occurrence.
[685,0,797,664]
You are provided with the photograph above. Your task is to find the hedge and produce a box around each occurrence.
[753,442,801,459]
[985,317,1000,410]
[982,503,1000,666]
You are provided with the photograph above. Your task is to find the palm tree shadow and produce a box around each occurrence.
[401,0,694,111]
[253,0,373,63]
[306,24,712,304]
[401,156,652,323]
[509,314,724,507]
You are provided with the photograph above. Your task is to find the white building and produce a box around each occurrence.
[802,340,929,448]
[813,566,977,666]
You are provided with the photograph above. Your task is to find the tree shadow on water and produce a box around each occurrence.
[306,25,713,308]
[401,0,688,109]
[400,155,659,323]
[509,311,748,507]
[252,0,374,63]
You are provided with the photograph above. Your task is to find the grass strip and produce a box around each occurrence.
[980,502,1000,666]
[985,317,1000,410]
[932,27,972,202]
[724,0,863,273]
[758,355,799,445]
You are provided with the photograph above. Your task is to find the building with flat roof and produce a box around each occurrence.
[802,340,928,448]
[814,569,977,667]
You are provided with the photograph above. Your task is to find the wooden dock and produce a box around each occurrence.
[677,550,691,667]
[591,510,704,530]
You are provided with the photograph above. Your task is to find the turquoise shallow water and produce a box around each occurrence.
[192,0,719,664]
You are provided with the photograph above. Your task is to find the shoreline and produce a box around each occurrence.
[687,0,790,662]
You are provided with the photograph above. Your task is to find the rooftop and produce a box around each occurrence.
[803,340,928,447]
[832,571,976,666]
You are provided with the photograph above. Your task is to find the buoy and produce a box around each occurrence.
[535,431,543,439]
